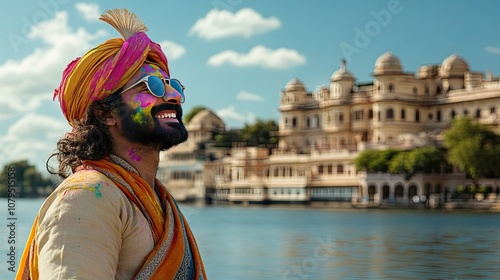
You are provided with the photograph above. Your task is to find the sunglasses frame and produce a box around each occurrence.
[117,75,185,103]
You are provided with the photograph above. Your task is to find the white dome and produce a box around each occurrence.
[331,59,355,81]
[440,54,469,77]
[418,65,435,78]
[374,51,402,75]
[284,78,306,92]
[186,109,225,131]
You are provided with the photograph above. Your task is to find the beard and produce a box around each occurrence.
[116,102,188,151]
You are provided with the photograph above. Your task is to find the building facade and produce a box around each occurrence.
[158,109,228,202]
[161,52,500,206]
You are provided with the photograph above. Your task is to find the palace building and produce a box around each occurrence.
[159,52,500,206]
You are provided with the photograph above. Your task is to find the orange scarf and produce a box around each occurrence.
[16,157,207,279]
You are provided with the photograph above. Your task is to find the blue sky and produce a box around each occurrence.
[1,0,500,173]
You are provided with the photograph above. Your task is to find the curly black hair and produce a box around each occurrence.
[47,93,123,178]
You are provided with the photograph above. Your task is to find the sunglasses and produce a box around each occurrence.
[117,75,185,103]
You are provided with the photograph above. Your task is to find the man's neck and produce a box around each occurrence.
[112,145,159,188]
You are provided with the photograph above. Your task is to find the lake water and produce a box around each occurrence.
[1,198,500,279]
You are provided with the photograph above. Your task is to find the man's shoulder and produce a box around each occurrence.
[53,169,121,198]
[36,169,127,222]
[61,169,114,186]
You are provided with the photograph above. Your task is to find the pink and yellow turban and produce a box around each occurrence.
[53,8,169,126]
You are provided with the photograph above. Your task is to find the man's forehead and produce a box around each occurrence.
[124,63,168,89]
[138,63,169,78]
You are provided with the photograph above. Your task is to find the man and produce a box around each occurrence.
[16,8,207,279]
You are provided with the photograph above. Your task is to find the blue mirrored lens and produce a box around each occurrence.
[169,79,185,102]
[147,76,165,97]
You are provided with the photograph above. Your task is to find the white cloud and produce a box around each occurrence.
[75,2,101,21]
[236,90,264,101]
[217,106,246,122]
[207,45,306,70]
[159,40,186,60]
[189,8,281,40]
[216,105,256,127]
[0,113,70,171]
[0,11,107,117]
[0,10,106,171]
[485,46,500,55]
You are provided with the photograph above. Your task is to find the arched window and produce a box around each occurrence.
[382,185,390,200]
[368,109,374,119]
[314,114,320,128]
[386,108,394,120]
[292,117,297,127]
[395,185,404,200]
[408,185,417,202]
[401,109,406,120]
[436,110,441,122]
[388,84,394,92]
[475,109,481,118]
[368,185,376,201]
[327,164,333,174]
[415,109,420,122]
[451,110,456,119]
[337,164,344,174]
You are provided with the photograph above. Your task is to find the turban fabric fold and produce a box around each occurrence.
[54,29,169,126]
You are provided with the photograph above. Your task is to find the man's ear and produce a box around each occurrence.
[93,109,116,126]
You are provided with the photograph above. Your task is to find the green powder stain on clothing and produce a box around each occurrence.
[92,183,103,198]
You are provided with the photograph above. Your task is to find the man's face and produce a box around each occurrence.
[113,63,188,150]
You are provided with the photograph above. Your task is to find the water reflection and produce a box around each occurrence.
[188,206,500,279]
[2,199,500,280]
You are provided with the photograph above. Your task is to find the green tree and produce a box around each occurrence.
[355,149,400,173]
[213,119,279,148]
[23,167,44,197]
[214,130,242,147]
[0,160,50,197]
[388,151,410,175]
[443,116,500,180]
[407,146,444,174]
[239,119,278,147]
[388,146,444,179]
[183,106,207,124]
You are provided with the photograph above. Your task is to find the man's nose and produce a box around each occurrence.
[162,84,183,104]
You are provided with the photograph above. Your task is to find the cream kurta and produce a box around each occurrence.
[35,169,154,279]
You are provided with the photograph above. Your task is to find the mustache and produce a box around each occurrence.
[151,103,183,119]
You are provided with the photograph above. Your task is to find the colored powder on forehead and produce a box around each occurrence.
[140,64,168,78]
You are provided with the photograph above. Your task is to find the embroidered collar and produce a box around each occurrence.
[109,154,140,175]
